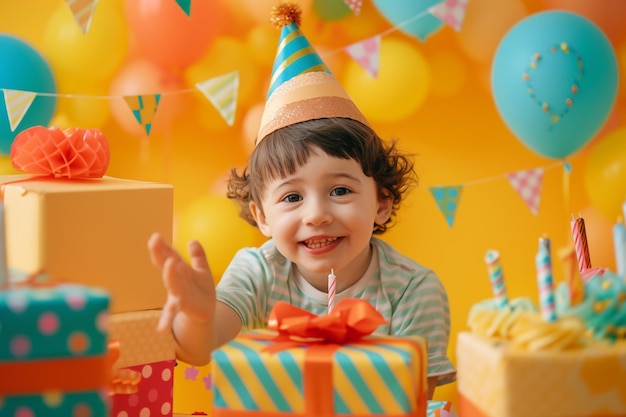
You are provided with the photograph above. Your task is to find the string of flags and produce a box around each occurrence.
[0,0,469,136]
[428,162,565,228]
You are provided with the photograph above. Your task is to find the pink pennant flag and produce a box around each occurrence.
[344,36,381,79]
[124,94,161,136]
[2,89,36,132]
[506,167,544,215]
[343,0,363,15]
[429,0,469,31]
[429,185,463,228]
[65,0,99,35]
[196,71,239,126]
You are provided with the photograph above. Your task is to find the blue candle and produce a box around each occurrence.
[613,216,626,278]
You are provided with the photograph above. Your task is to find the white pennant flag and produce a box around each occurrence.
[2,89,37,132]
[345,36,381,79]
[196,71,239,126]
[65,0,99,35]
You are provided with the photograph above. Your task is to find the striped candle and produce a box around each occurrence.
[327,268,336,314]
[484,249,508,309]
[535,237,556,322]
[558,245,584,305]
[570,214,591,272]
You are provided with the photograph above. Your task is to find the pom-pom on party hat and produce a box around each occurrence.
[257,2,369,144]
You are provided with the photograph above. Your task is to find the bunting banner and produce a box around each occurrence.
[506,167,544,216]
[124,94,161,136]
[428,0,469,31]
[175,0,192,16]
[345,36,381,79]
[2,89,37,132]
[195,71,239,127]
[343,0,363,15]
[429,185,463,228]
[65,0,99,35]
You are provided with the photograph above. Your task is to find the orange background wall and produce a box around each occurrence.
[2,0,625,411]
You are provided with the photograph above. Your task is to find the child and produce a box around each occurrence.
[148,3,455,398]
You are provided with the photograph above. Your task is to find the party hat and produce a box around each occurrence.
[257,2,368,143]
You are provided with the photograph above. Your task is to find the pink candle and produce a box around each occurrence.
[570,214,591,272]
[328,268,336,314]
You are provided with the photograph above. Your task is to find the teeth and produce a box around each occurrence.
[304,237,337,249]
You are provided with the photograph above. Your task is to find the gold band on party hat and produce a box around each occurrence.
[256,2,369,144]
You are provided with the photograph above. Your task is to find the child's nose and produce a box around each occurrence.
[302,199,332,226]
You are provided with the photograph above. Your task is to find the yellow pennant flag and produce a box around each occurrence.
[65,0,99,35]
[196,71,239,127]
[124,94,161,136]
[2,89,37,132]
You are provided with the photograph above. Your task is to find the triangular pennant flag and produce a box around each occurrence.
[124,94,161,136]
[175,0,192,16]
[343,0,363,15]
[2,89,37,132]
[506,167,544,215]
[344,36,381,79]
[429,185,463,227]
[428,0,469,31]
[65,0,99,35]
[196,71,239,126]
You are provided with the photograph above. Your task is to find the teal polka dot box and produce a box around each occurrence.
[0,283,111,417]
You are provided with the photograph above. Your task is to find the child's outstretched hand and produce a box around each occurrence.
[148,233,216,333]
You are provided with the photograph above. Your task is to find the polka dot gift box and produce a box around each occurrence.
[0,283,112,417]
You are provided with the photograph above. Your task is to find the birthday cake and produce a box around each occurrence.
[456,240,626,417]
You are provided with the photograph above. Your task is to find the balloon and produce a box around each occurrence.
[242,102,265,155]
[125,0,228,71]
[492,11,618,159]
[109,59,188,137]
[429,50,468,98]
[313,0,351,21]
[371,0,444,41]
[42,1,128,85]
[174,194,263,280]
[0,35,56,155]
[584,127,626,221]
[342,36,431,124]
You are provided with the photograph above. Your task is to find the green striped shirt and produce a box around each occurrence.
[216,237,456,385]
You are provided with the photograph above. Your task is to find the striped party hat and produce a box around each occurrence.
[257,2,368,144]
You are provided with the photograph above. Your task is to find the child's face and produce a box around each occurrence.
[249,147,392,277]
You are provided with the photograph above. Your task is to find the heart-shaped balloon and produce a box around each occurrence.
[10,125,110,178]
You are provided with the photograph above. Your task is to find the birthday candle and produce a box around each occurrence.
[327,268,336,314]
[558,245,584,305]
[570,214,591,272]
[535,237,556,322]
[484,249,508,309]
[0,204,6,287]
[613,216,626,278]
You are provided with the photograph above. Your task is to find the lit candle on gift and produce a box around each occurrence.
[535,236,556,322]
[613,216,626,278]
[570,214,591,272]
[484,249,508,309]
[0,203,7,288]
[328,268,336,314]
[558,245,584,305]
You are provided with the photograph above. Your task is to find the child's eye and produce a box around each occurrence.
[330,187,351,196]
[282,193,302,203]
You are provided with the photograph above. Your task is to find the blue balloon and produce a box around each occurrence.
[0,35,57,155]
[492,11,618,159]
[372,0,444,41]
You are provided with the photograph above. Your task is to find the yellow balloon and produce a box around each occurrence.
[42,1,128,84]
[584,127,626,221]
[342,36,431,124]
[246,24,280,70]
[174,195,264,280]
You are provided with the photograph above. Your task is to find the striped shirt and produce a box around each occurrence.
[216,237,456,386]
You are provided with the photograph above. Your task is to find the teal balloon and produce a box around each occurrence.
[372,0,444,41]
[313,0,351,22]
[492,11,618,159]
[0,35,57,155]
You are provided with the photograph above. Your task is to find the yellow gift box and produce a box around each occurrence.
[1,174,173,312]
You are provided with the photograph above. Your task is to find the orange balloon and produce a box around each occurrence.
[242,102,265,154]
[109,59,188,137]
[125,0,228,71]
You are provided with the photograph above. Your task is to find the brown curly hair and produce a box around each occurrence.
[226,118,418,234]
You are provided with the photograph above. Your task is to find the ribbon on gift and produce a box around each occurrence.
[228,299,427,417]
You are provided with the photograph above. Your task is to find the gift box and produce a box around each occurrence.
[1,174,173,313]
[211,300,428,417]
[456,331,626,417]
[109,309,177,417]
[0,283,112,417]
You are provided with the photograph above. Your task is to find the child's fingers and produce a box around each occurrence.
[187,240,211,272]
[148,232,179,269]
